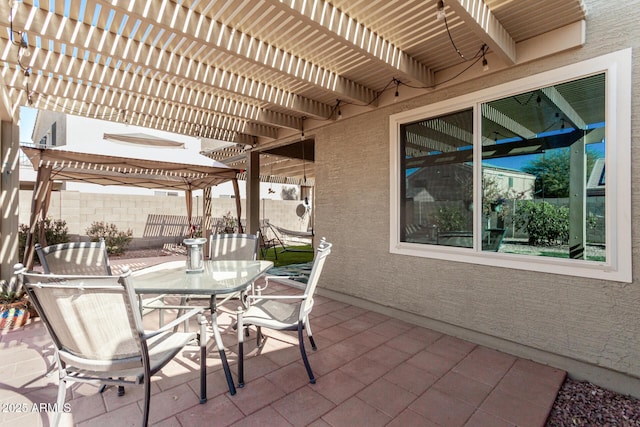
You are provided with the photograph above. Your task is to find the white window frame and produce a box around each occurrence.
[389,49,632,282]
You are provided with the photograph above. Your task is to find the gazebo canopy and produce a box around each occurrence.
[20,137,242,267]
[21,141,239,191]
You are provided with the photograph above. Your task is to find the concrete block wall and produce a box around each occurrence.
[19,190,310,246]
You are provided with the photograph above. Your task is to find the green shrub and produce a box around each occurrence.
[434,206,467,232]
[514,200,569,246]
[18,217,69,261]
[86,221,133,255]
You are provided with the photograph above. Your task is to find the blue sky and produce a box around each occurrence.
[19,106,37,143]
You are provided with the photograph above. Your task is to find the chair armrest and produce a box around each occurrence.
[246,294,305,302]
[143,307,205,339]
[253,275,291,293]
[262,276,306,291]
[140,294,166,305]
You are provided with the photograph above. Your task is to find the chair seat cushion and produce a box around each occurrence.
[243,299,302,330]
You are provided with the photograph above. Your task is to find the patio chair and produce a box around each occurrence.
[18,267,207,427]
[210,232,260,301]
[36,238,167,368]
[36,238,112,275]
[208,232,260,261]
[259,225,279,260]
[236,238,332,387]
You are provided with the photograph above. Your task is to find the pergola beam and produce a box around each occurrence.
[540,87,587,130]
[26,91,257,144]
[2,7,332,121]
[482,104,537,139]
[0,55,283,139]
[92,0,376,105]
[446,0,516,65]
[273,0,434,87]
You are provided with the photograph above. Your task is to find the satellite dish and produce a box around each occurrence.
[296,204,306,218]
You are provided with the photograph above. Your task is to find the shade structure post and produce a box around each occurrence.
[23,165,53,268]
[232,178,243,233]
[203,187,212,258]
[246,150,260,235]
[185,188,193,236]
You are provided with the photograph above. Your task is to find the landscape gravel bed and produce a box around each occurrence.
[546,378,640,426]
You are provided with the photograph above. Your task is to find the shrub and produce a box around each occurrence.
[18,217,69,261]
[86,221,133,255]
[434,206,467,232]
[514,200,569,246]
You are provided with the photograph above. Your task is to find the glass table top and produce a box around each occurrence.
[131,260,273,295]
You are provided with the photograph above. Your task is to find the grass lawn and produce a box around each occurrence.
[260,244,314,267]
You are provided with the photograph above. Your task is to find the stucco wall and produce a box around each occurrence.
[312,0,640,395]
[19,190,311,246]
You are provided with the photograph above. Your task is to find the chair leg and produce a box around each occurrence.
[173,296,188,332]
[304,320,317,351]
[198,313,207,403]
[237,309,245,388]
[98,380,125,396]
[256,326,262,347]
[237,341,244,388]
[297,321,315,384]
[142,379,151,427]
[54,378,67,427]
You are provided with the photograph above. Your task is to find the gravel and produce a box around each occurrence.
[546,378,640,426]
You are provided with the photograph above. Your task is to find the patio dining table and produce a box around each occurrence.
[131,259,273,397]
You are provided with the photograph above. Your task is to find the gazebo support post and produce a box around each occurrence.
[232,178,243,233]
[23,165,53,269]
[203,187,212,257]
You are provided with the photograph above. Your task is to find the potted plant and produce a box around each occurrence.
[0,276,30,331]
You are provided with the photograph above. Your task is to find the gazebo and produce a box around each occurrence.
[20,136,241,268]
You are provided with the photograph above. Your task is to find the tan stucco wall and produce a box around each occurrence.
[18,190,310,244]
[312,0,640,396]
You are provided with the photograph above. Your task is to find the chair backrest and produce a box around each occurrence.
[209,233,259,260]
[19,269,144,372]
[36,238,112,275]
[300,238,332,319]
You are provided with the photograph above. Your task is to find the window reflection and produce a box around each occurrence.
[400,108,474,248]
[399,73,606,262]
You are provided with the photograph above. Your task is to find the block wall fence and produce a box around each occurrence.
[18,190,310,248]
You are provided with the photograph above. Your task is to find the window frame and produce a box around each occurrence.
[389,49,632,282]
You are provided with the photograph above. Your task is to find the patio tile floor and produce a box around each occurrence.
[0,256,566,426]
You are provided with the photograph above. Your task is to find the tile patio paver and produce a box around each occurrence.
[0,257,566,426]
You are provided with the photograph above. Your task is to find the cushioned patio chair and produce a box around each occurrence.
[18,267,207,427]
[236,238,332,387]
[36,238,112,275]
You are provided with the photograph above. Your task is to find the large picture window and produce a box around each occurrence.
[390,50,631,282]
